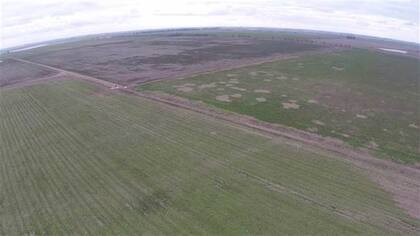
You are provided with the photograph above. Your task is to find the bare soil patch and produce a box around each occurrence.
[180,83,196,87]
[254,89,271,93]
[356,114,367,119]
[409,123,419,129]
[308,99,319,104]
[276,75,288,80]
[367,141,379,149]
[312,120,325,126]
[216,95,231,102]
[198,83,217,89]
[231,93,242,98]
[231,87,247,92]
[228,79,239,84]
[307,127,318,132]
[332,66,345,71]
[282,100,300,109]
[177,87,194,92]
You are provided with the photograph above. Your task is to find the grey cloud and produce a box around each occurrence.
[1,0,418,49]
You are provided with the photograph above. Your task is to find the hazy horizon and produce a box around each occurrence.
[1,0,419,49]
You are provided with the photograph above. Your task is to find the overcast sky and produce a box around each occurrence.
[1,0,419,49]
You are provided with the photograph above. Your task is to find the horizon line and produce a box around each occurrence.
[2,26,419,51]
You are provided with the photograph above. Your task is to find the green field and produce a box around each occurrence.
[139,49,420,164]
[1,80,418,235]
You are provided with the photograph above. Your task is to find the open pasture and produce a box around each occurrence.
[139,49,420,164]
[1,79,418,235]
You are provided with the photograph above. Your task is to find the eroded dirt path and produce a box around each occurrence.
[9,56,420,221]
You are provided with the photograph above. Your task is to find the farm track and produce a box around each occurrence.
[5,57,420,228]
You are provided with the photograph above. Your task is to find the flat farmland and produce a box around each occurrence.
[11,29,324,85]
[1,79,418,235]
[139,49,420,164]
[0,59,58,87]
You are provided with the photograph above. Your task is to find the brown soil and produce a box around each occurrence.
[231,87,247,91]
[356,114,368,119]
[312,120,325,126]
[198,83,217,89]
[332,66,345,71]
[176,86,194,92]
[308,99,319,104]
[215,95,231,102]
[276,75,288,80]
[254,89,271,93]
[282,101,300,109]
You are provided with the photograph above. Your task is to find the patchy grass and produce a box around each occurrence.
[1,80,418,234]
[139,49,420,164]
[13,29,322,84]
